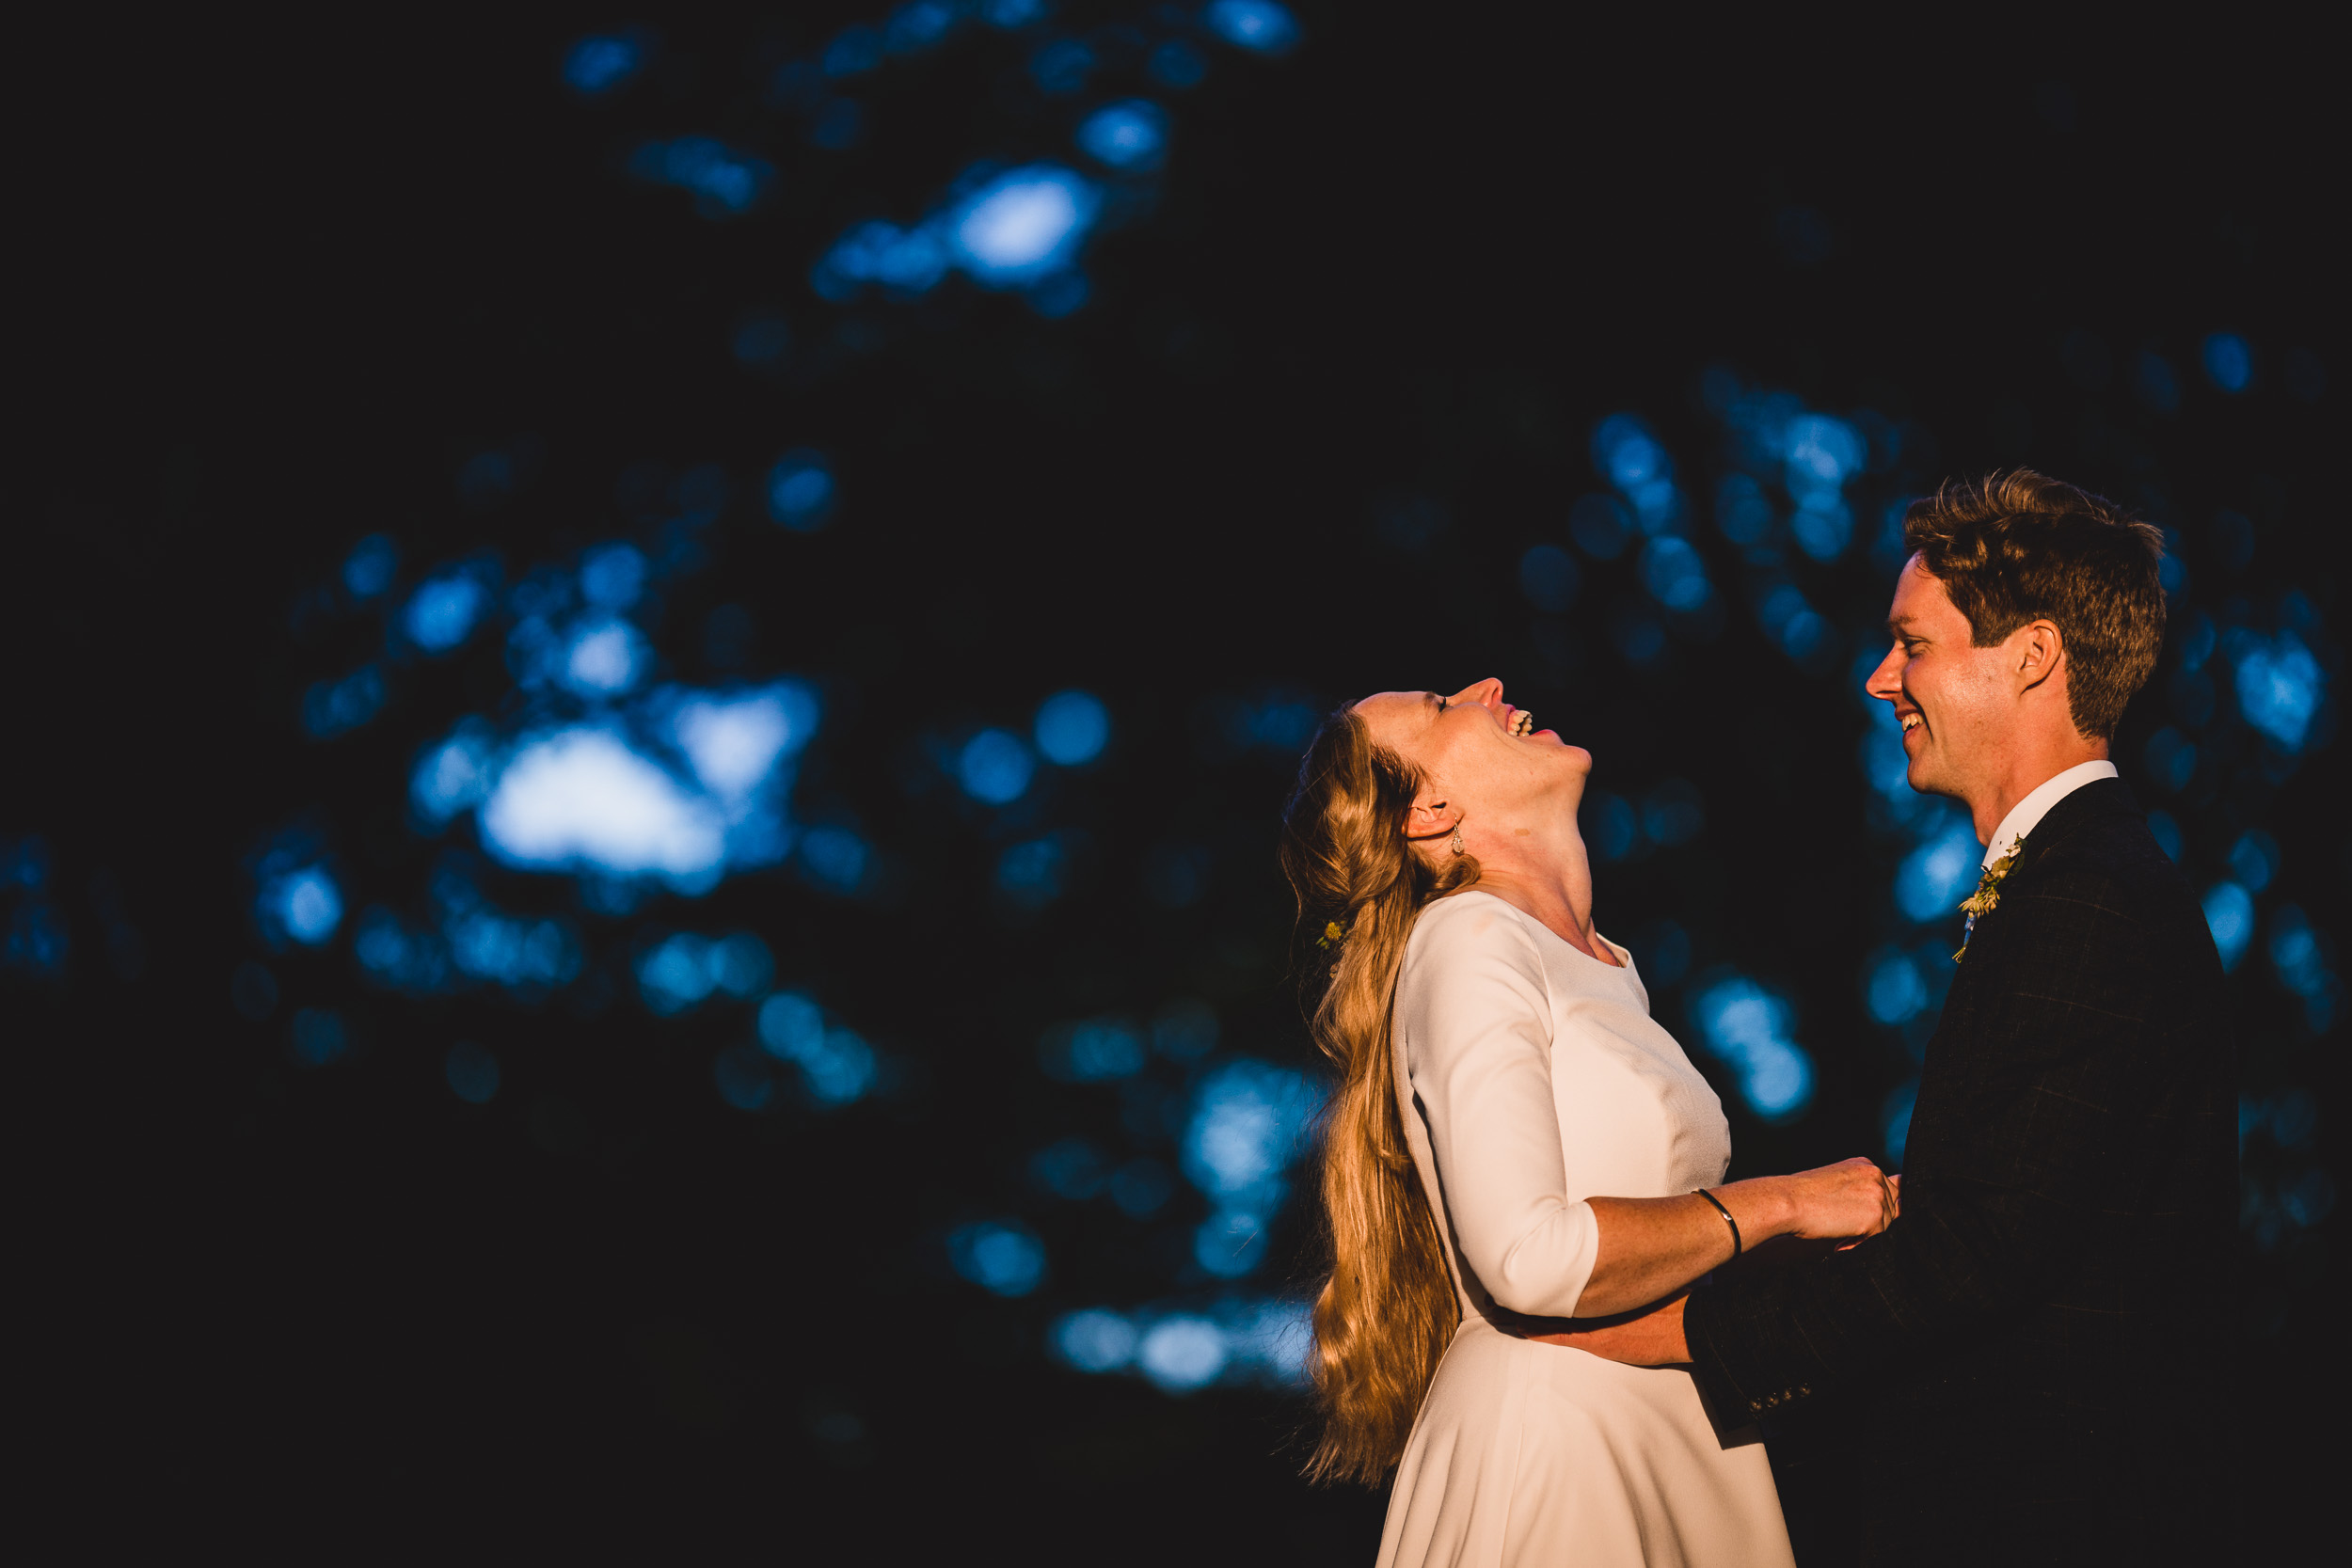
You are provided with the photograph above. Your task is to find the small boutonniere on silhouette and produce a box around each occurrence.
[1954,834,2028,963]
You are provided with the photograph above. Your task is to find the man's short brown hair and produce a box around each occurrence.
[1903,470,2167,740]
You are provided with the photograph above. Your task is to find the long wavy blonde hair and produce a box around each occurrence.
[1279,706,1480,1484]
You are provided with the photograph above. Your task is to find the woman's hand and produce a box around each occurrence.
[1776,1157,1899,1242]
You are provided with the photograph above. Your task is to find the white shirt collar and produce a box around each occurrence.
[1982,760,2119,869]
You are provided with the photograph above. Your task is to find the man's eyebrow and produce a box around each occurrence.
[1885,615,1921,638]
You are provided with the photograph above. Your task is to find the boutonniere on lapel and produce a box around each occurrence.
[1953,833,2028,963]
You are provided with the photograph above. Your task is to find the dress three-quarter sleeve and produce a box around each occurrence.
[1398,899,1600,1319]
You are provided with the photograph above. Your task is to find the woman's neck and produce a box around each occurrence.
[1462,816,1617,965]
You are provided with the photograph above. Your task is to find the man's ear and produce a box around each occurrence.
[2015,618,2065,695]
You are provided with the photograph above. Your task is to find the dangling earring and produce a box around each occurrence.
[1450,823,1466,856]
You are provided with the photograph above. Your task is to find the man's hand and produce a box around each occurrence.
[1527,1292,1691,1365]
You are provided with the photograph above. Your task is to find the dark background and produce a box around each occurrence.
[12,6,2337,1557]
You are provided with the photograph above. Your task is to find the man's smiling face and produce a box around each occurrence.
[1865,556,2026,801]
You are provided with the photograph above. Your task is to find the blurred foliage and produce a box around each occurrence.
[8,5,2339,1557]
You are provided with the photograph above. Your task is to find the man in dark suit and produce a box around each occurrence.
[1552,471,2237,1563]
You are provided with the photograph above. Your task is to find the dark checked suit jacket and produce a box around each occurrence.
[1683,779,2237,1565]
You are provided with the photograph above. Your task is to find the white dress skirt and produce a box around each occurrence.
[1375,893,1793,1568]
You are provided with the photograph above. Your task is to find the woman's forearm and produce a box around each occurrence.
[1575,1180,1794,1317]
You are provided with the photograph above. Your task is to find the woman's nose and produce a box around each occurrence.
[1449,678,1504,709]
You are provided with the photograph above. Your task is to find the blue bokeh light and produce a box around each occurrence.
[302,666,387,738]
[1782,414,1864,500]
[1882,1079,1919,1164]
[1591,414,1678,531]
[405,573,489,653]
[1031,1136,1108,1200]
[1040,1016,1147,1082]
[949,1220,1047,1297]
[948,165,1101,287]
[1137,1316,1228,1392]
[2228,830,2280,894]
[1051,1308,1138,1372]
[1857,704,1915,807]
[579,543,647,610]
[2202,333,2253,394]
[797,827,871,895]
[638,932,770,1013]
[814,220,952,298]
[768,450,836,531]
[2267,906,2332,999]
[1789,498,1853,562]
[342,534,398,599]
[997,835,1068,907]
[1715,473,1773,546]
[958,728,1036,804]
[670,682,818,802]
[1109,1159,1175,1217]
[1181,1058,1321,1212]
[1897,821,1981,923]
[561,619,646,698]
[1053,1298,1310,1392]
[1195,1210,1269,1278]
[1029,38,1094,96]
[1203,0,1301,55]
[1034,689,1110,765]
[629,136,774,217]
[2203,881,2254,973]
[411,721,496,825]
[1076,100,1168,170]
[1639,781,1705,847]
[1756,582,1832,664]
[1690,974,1816,1121]
[262,865,343,947]
[757,990,824,1058]
[1586,793,1640,863]
[757,990,877,1104]
[1639,536,1711,611]
[2144,726,2200,793]
[887,1,960,54]
[443,903,579,990]
[564,34,647,98]
[2265,908,2338,1032]
[823,24,883,78]
[481,727,727,884]
[2233,631,2323,751]
[1865,947,1928,1024]
[1148,40,1209,88]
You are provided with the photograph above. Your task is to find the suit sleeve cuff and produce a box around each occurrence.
[1683,1285,1819,1421]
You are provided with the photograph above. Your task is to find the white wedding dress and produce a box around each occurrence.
[1375,892,1793,1568]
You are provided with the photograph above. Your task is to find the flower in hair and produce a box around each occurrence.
[1317,920,1347,952]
